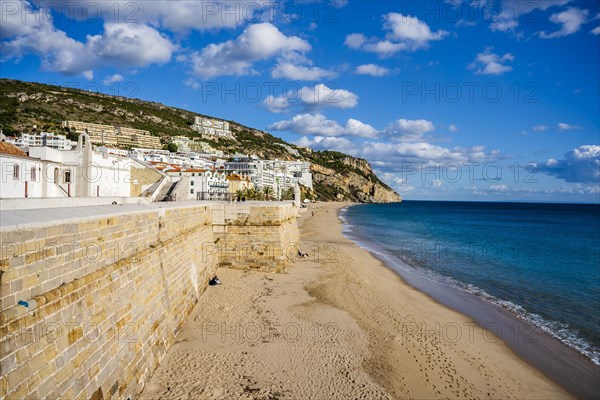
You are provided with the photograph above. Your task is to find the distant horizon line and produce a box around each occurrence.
[393,199,600,205]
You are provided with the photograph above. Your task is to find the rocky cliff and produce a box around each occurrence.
[0,79,401,203]
[310,156,401,203]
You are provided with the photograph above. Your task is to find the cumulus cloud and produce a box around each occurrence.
[449,124,459,132]
[355,64,391,77]
[269,114,378,138]
[538,145,600,183]
[34,0,273,32]
[482,0,572,33]
[384,13,448,46]
[103,73,124,85]
[271,63,336,80]
[345,13,447,56]
[293,137,500,170]
[263,95,290,113]
[298,84,358,109]
[264,84,359,113]
[539,8,589,39]
[469,48,514,75]
[295,136,353,150]
[344,33,368,49]
[592,26,600,35]
[384,119,435,142]
[2,10,176,76]
[190,23,310,78]
[533,125,549,131]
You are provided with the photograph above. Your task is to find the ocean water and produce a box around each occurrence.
[340,201,600,365]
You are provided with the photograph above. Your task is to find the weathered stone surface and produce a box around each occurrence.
[0,203,299,400]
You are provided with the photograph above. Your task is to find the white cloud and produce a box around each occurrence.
[592,26,600,35]
[103,73,124,85]
[90,23,175,66]
[262,84,359,114]
[296,138,500,169]
[384,119,435,142]
[362,40,407,56]
[34,0,273,32]
[271,63,336,80]
[533,123,582,132]
[295,136,354,151]
[2,10,176,76]
[269,114,378,138]
[190,23,310,78]
[484,0,572,33]
[344,33,367,49]
[384,13,448,46]
[558,122,582,130]
[263,95,290,113]
[538,145,600,183]
[355,64,391,77]
[344,13,447,56]
[469,48,514,75]
[184,78,199,90]
[298,84,358,109]
[449,124,459,132]
[82,70,94,80]
[539,8,589,39]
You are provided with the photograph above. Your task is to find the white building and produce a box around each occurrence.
[191,117,233,138]
[1,134,160,199]
[17,132,75,150]
[160,165,229,200]
[224,158,313,198]
[97,147,129,157]
[0,142,47,198]
[129,148,171,163]
[170,136,192,152]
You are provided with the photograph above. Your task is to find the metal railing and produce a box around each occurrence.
[196,191,232,201]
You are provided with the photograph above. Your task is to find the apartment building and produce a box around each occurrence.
[62,121,118,146]
[62,121,161,149]
[116,126,162,149]
[191,116,233,138]
[17,132,75,150]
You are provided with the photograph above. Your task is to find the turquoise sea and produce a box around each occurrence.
[340,201,600,366]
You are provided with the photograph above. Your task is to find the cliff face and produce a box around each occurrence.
[0,78,402,203]
[311,159,401,203]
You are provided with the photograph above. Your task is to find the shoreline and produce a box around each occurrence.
[339,203,600,399]
[141,202,580,399]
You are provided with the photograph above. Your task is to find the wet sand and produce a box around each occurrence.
[141,202,572,399]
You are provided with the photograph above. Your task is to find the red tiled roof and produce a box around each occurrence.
[0,142,27,157]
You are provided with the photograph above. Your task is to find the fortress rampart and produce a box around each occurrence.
[0,202,299,400]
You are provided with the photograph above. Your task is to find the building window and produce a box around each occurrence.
[13,164,19,180]
[64,171,71,183]
[31,167,36,180]
[190,181,194,186]
[190,189,194,194]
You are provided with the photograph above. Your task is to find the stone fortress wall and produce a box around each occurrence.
[0,202,299,399]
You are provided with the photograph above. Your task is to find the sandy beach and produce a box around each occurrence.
[140,202,570,400]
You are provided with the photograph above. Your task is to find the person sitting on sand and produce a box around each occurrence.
[209,275,221,286]
[297,249,309,258]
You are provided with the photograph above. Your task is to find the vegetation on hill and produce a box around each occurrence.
[0,78,400,203]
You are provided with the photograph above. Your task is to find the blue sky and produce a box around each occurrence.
[1,0,599,202]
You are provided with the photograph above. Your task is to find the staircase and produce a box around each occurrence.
[156,181,177,202]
